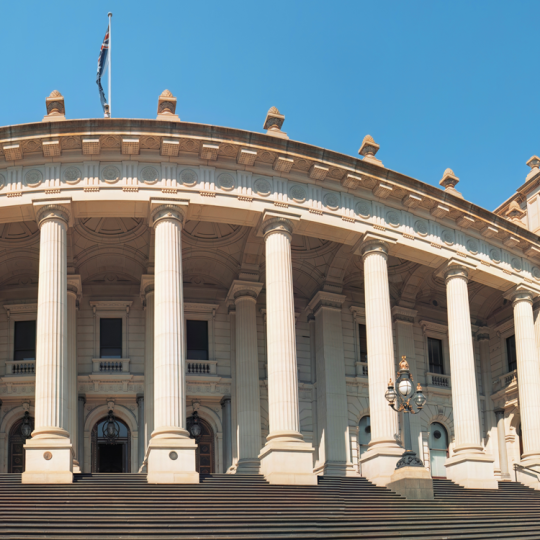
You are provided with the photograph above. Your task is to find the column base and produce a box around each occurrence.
[73,459,81,474]
[235,458,261,474]
[313,461,358,477]
[516,459,540,490]
[359,445,403,486]
[147,437,199,484]
[445,452,497,489]
[387,466,434,500]
[22,438,73,484]
[259,440,317,485]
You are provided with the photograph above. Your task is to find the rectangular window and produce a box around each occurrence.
[187,320,209,360]
[428,337,444,374]
[100,318,122,358]
[14,320,36,360]
[507,335,517,373]
[358,324,368,362]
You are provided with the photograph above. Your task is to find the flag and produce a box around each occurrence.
[96,25,110,112]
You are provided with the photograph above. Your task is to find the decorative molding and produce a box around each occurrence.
[392,306,417,323]
[419,319,448,336]
[90,300,133,312]
[3,303,38,317]
[307,290,346,314]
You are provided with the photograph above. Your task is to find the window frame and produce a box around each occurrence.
[427,337,445,375]
[506,334,517,373]
[13,319,37,361]
[99,317,123,359]
[90,301,133,361]
[420,320,451,376]
[186,319,210,360]
[4,304,38,362]
[184,304,219,362]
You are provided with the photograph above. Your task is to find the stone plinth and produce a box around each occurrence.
[444,453,498,490]
[387,466,434,500]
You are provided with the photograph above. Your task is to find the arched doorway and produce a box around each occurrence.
[429,422,449,478]
[8,415,34,473]
[187,414,215,474]
[91,415,131,472]
[358,416,371,458]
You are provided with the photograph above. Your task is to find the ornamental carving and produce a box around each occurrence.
[355,201,371,218]
[63,166,82,184]
[415,220,429,236]
[533,266,540,280]
[289,184,307,203]
[511,258,522,272]
[386,210,400,228]
[180,169,198,186]
[441,229,454,245]
[466,239,479,254]
[101,165,120,184]
[323,193,339,210]
[490,248,501,263]
[25,169,42,188]
[254,178,271,196]
[217,173,235,191]
[0,173,5,190]
[140,166,159,184]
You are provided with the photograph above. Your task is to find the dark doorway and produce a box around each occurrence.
[187,415,215,474]
[8,415,34,473]
[91,416,131,472]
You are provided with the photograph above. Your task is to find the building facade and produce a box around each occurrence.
[1,90,540,489]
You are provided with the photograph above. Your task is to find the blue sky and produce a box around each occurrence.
[0,1,538,211]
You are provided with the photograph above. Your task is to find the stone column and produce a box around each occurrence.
[259,217,315,485]
[147,204,198,484]
[23,204,73,484]
[308,290,352,477]
[77,395,85,472]
[442,261,496,489]
[504,285,540,488]
[228,308,239,470]
[358,237,402,486]
[477,330,499,474]
[141,277,154,464]
[137,395,144,470]
[494,409,511,480]
[227,280,263,473]
[221,396,232,472]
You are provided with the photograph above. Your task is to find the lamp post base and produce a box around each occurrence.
[388,465,434,499]
[396,450,424,469]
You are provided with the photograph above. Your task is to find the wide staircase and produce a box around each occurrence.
[1,473,540,538]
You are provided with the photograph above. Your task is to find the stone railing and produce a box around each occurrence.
[355,361,369,377]
[492,369,517,393]
[187,360,218,375]
[5,360,35,376]
[427,372,451,389]
[92,359,130,373]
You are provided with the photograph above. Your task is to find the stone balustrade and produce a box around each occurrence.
[427,372,451,389]
[92,359,130,374]
[186,360,217,375]
[5,360,36,376]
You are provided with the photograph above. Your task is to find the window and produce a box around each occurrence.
[428,337,444,374]
[14,320,36,360]
[100,318,122,358]
[358,324,368,362]
[187,320,209,360]
[507,335,517,373]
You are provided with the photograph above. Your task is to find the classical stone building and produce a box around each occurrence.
[1,90,539,490]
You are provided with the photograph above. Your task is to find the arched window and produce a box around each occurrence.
[8,415,34,473]
[429,422,449,478]
[358,416,371,458]
[91,416,131,473]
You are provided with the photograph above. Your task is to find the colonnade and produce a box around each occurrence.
[19,205,540,489]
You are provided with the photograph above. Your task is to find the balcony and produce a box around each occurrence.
[4,360,36,382]
[426,372,451,389]
[187,360,218,376]
[92,358,130,373]
[492,369,517,394]
[355,361,368,377]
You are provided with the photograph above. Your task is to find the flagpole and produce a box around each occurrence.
[108,12,112,117]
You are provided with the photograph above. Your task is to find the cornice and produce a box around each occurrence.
[308,290,347,314]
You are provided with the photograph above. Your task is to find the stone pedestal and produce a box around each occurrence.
[388,466,434,500]
[147,204,198,484]
[359,236,403,486]
[23,205,73,484]
[259,217,316,485]
[494,409,511,481]
[442,260,496,489]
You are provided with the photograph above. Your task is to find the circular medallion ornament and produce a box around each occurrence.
[323,193,340,211]
[0,173,5,190]
[386,211,400,228]
[140,166,159,184]
[101,165,120,184]
[466,239,479,254]
[25,169,42,188]
[289,184,307,203]
[490,248,501,263]
[169,451,178,461]
[414,220,429,236]
[254,178,271,196]
[533,267,540,280]
[180,169,198,187]
[441,229,454,245]
[511,258,523,272]
[63,166,82,185]
[355,201,370,218]
[217,173,235,191]
[43,451,52,461]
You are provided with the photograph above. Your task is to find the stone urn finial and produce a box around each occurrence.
[157,89,180,122]
[263,106,289,139]
[439,168,463,199]
[358,135,383,166]
[506,199,526,227]
[43,90,66,122]
[526,155,540,181]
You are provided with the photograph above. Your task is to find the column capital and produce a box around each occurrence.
[151,203,186,228]
[136,394,144,405]
[307,290,346,316]
[35,203,70,228]
[503,283,540,305]
[357,231,396,260]
[476,328,491,341]
[220,395,231,407]
[262,216,294,238]
[78,394,86,404]
[494,408,505,419]
[226,280,263,304]
[435,258,476,283]
[67,275,82,301]
[391,306,417,324]
[140,274,155,303]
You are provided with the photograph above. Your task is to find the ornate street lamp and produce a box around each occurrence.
[188,410,202,441]
[20,411,32,441]
[385,355,427,468]
[102,409,121,444]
